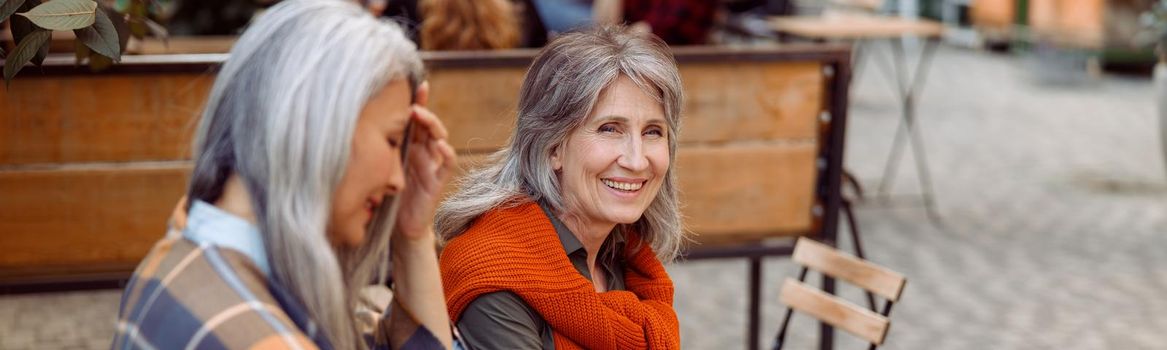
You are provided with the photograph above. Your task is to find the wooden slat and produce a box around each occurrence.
[678,62,821,143]
[780,278,890,345]
[431,61,824,152]
[0,165,191,280]
[0,74,212,165]
[132,36,239,55]
[792,237,906,301]
[769,14,945,39]
[427,67,527,152]
[676,143,817,242]
[1,54,824,163]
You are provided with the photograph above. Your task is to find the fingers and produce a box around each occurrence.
[410,105,449,143]
[403,130,457,190]
[430,138,457,180]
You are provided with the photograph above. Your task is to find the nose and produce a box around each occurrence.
[617,134,649,172]
[384,161,405,196]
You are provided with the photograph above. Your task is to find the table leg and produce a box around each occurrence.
[875,37,943,224]
[748,257,762,350]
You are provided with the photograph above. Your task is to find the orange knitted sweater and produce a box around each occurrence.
[440,200,681,349]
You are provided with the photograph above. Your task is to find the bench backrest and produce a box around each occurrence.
[0,44,851,285]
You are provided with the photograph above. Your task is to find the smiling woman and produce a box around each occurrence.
[435,25,685,349]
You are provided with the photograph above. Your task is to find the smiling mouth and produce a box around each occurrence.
[602,178,645,192]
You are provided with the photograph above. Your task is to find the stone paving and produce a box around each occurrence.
[670,45,1167,349]
[3,45,1165,350]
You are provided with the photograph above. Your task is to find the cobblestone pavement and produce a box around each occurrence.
[3,46,1164,350]
[670,45,1167,350]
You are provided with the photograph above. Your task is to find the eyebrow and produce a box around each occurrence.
[594,115,668,126]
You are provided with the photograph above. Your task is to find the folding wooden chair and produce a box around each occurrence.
[773,238,907,350]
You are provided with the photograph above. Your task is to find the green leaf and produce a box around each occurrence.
[4,29,51,87]
[0,0,28,23]
[102,6,130,51]
[16,0,96,31]
[8,0,47,66]
[30,34,49,66]
[9,0,40,44]
[73,4,119,61]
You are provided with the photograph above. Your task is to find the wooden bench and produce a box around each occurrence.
[1,46,851,348]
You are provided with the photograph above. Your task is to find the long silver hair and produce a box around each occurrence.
[435,25,686,261]
[185,1,422,348]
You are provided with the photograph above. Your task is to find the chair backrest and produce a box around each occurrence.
[774,237,906,349]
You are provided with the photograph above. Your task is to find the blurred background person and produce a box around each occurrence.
[530,0,716,45]
[381,0,547,50]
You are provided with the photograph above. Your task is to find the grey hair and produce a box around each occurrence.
[435,25,686,262]
[185,1,423,349]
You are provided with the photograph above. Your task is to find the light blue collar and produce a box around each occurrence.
[183,200,271,276]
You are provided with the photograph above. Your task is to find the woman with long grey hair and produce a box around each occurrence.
[437,26,685,349]
[112,1,456,349]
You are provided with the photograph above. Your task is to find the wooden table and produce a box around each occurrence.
[770,14,944,39]
[770,14,946,223]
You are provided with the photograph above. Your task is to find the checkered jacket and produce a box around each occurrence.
[111,231,441,350]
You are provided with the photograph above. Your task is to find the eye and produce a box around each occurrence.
[598,123,619,134]
[387,136,403,148]
[644,126,665,138]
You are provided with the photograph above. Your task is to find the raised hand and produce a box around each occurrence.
[392,82,458,244]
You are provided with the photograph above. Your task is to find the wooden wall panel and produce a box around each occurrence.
[0,47,843,283]
[679,62,821,144]
[427,68,527,152]
[428,62,824,152]
[675,143,818,243]
[1,74,212,165]
[0,62,822,162]
[0,165,190,279]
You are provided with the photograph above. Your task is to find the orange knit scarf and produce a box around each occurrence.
[440,200,681,349]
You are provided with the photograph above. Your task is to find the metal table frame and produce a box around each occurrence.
[860,37,943,223]
[770,14,946,224]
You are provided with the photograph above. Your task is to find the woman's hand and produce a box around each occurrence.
[393,81,458,245]
[386,81,456,349]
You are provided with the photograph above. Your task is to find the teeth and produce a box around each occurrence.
[602,179,643,191]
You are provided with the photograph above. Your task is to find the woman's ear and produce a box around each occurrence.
[550,145,562,171]
[415,80,430,107]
